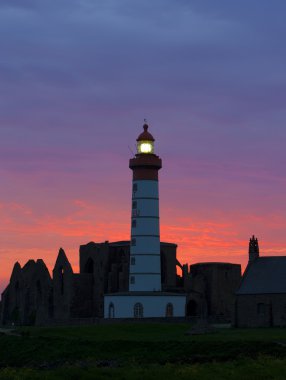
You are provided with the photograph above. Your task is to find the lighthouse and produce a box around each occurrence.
[129,123,162,292]
[104,123,186,319]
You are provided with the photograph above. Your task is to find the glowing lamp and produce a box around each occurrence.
[138,141,154,154]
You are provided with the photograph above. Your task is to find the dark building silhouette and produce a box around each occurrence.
[185,262,241,322]
[0,240,241,325]
[235,236,286,327]
[0,259,53,326]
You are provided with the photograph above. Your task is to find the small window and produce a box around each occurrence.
[166,303,174,317]
[257,303,265,315]
[131,238,136,246]
[131,257,136,265]
[130,276,135,284]
[133,183,138,192]
[132,219,137,228]
[134,302,143,318]
[132,201,137,209]
[108,303,114,318]
[60,267,64,295]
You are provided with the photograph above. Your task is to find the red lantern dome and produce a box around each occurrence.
[136,124,155,142]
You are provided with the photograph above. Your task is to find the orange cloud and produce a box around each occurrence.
[1,196,286,294]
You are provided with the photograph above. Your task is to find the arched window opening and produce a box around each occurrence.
[48,291,54,318]
[24,290,31,324]
[36,280,42,305]
[109,303,115,318]
[161,252,166,284]
[119,249,126,263]
[257,303,266,315]
[166,303,174,317]
[187,300,198,316]
[84,258,94,274]
[15,281,20,306]
[176,264,183,287]
[60,267,64,295]
[134,302,144,318]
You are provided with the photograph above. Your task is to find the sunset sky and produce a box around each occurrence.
[1,0,286,293]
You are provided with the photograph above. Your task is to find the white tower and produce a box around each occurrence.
[129,123,162,291]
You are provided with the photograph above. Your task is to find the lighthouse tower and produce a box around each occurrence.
[129,123,162,292]
[104,123,186,319]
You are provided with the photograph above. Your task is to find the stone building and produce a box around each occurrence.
[235,236,286,327]
[0,239,241,325]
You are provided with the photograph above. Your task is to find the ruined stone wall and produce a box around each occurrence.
[189,263,241,322]
[70,274,94,318]
[80,242,111,318]
[1,260,52,326]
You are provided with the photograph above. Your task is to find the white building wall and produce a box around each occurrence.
[104,294,186,318]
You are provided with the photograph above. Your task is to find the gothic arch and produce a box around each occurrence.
[161,251,166,284]
[15,281,20,306]
[59,267,64,295]
[36,279,42,306]
[187,299,198,317]
[84,257,95,274]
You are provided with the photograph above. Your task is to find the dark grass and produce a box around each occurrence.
[1,324,286,379]
[17,323,286,342]
[2,359,286,380]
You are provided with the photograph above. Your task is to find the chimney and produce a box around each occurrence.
[249,235,259,263]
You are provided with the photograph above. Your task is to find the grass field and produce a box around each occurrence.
[1,323,286,379]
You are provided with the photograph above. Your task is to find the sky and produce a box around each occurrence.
[1,0,286,292]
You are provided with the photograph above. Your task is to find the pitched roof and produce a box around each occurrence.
[237,256,286,294]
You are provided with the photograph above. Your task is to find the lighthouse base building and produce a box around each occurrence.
[104,292,186,319]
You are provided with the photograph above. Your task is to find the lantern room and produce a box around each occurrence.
[136,124,155,154]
